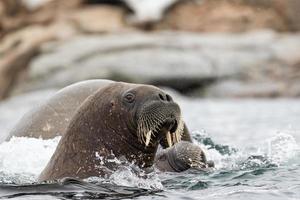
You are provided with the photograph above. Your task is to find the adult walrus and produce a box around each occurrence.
[7,80,213,181]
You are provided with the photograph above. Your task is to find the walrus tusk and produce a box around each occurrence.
[145,131,152,146]
[172,134,176,144]
[175,132,180,143]
[166,132,173,147]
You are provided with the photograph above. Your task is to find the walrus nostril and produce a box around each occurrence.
[166,94,172,102]
[158,93,165,101]
[158,93,173,102]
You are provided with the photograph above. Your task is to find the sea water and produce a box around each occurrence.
[0,91,299,199]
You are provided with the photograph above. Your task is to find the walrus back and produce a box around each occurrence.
[6,80,113,141]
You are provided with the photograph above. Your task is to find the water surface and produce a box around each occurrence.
[0,91,299,199]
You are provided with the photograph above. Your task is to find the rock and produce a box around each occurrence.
[205,50,300,97]
[66,6,127,33]
[205,80,286,98]
[240,0,300,32]
[0,0,25,16]
[156,0,287,32]
[205,78,300,98]
[10,30,300,98]
[0,22,76,99]
[0,43,39,99]
[272,0,300,31]
[0,0,28,37]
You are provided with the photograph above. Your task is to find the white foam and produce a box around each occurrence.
[194,131,300,171]
[109,166,163,189]
[266,131,300,165]
[0,136,60,182]
[0,136,163,188]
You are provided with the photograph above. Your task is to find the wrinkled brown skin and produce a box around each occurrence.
[38,81,194,181]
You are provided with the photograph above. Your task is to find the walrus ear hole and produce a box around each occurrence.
[124,93,135,103]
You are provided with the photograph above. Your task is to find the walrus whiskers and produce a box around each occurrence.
[136,101,185,148]
[137,115,163,146]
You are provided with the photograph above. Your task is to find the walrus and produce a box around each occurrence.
[7,80,213,181]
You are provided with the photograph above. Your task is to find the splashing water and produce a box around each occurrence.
[266,132,300,165]
[194,131,300,171]
[0,131,298,190]
[109,166,163,189]
[0,136,163,190]
[0,136,60,184]
[158,131,300,200]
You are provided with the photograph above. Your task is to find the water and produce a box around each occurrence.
[0,91,299,199]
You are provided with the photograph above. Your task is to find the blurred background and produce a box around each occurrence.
[0,0,300,100]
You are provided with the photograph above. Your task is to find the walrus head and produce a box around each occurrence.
[119,84,184,149]
[136,93,183,148]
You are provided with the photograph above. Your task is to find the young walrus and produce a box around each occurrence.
[7,80,213,181]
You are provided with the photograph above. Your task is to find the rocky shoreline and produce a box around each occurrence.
[9,30,300,98]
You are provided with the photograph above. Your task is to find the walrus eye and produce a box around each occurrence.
[124,93,135,103]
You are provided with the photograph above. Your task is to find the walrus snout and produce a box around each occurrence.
[136,92,183,148]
